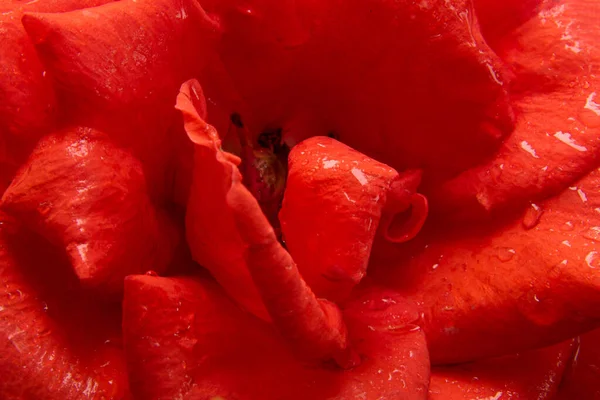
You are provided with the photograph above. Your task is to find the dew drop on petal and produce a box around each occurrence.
[582,227,600,243]
[494,247,516,262]
[522,203,544,230]
[490,164,503,180]
[585,251,600,269]
[145,270,158,277]
[561,221,575,231]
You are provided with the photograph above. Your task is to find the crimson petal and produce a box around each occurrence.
[176,79,268,319]
[280,136,428,302]
[433,0,600,221]
[21,0,218,200]
[371,167,600,364]
[557,328,600,399]
[0,213,129,399]
[1,127,178,295]
[429,340,574,399]
[123,274,430,399]
[205,0,514,182]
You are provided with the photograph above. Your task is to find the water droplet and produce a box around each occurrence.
[494,247,516,262]
[583,227,600,242]
[490,164,503,180]
[523,203,544,230]
[585,251,600,268]
[145,270,158,277]
[322,265,356,282]
[561,221,575,231]
[365,298,393,311]
[7,289,23,301]
[519,291,562,326]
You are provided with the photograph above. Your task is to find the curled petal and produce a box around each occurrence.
[371,167,600,364]
[0,0,123,188]
[177,79,267,319]
[381,192,429,244]
[123,275,430,399]
[227,170,355,367]
[1,127,177,296]
[280,136,427,302]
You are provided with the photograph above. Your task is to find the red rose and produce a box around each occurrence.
[0,0,599,398]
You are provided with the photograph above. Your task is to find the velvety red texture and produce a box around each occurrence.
[280,136,427,302]
[429,340,575,399]
[433,0,600,221]
[123,275,430,399]
[177,79,268,319]
[371,167,600,364]
[203,0,514,184]
[1,127,178,295]
[0,213,129,399]
[558,328,600,399]
[20,0,218,200]
[0,0,117,192]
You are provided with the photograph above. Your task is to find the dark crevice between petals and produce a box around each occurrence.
[229,112,289,238]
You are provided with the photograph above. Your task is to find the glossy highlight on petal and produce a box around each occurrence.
[280,136,428,302]
[0,213,129,399]
[433,0,600,221]
[21,0,219,200]
[123,274,430,400]
[1,127,178,295]
[372,167,600,364]
[177,79,268,320]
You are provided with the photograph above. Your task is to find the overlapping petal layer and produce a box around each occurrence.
[0,0,116,192]
[177,79,268,319]
[371,166,600,364]
[1,127,178,295]
[281,136,427,302]
[557,328,600,399]
[429,340,574,399]
[0,0,598,397]
[0,213,129,399]
[203,0,514,182]
[433,0,600,220]
[20,0,218,200]
[123,274,430,400]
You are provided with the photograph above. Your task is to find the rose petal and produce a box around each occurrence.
[0,12,55,152]
[176,79,268,320]
[433,0,600,220]
[3,0,118,13]
[280,136,427,302]
[0,213,129,399]
[21,0,218,200]
[123,274,430,399]
[206,0,514,182]
[557,328,600,399]
[473,0,544,48]
[429,340,574,400]
[1,127,177,295]
[0,0,117,183]
[227,169,358,367]
[371,167,600,364]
